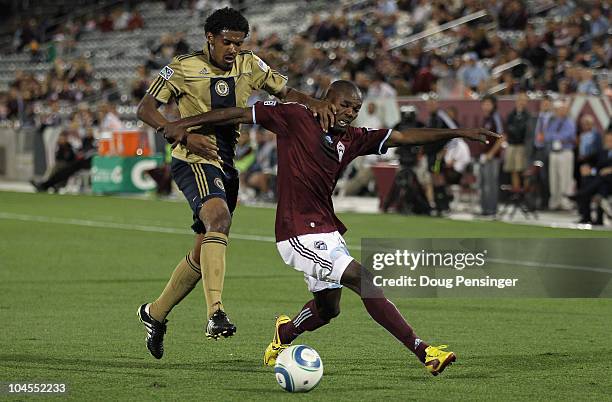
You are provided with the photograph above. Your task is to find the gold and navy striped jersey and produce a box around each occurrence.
[147,45,288,168]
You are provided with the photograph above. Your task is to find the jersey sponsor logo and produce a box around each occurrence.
[336,141,345,162]
[214,177,225,191]
[199,67,209,75]
[214,80,230,96]
[256,56,269,72]
[263,100,277,106]
[314,241,327,251]
[159,65,174,80]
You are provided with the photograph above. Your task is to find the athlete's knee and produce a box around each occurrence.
[341,262,384,298]
[199,198,232,235]
[318,303,340,321]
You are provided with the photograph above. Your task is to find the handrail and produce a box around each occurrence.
[422,22,497,53]
[390,10,488,50]
[530,1,557,15]
[491,58,533,78]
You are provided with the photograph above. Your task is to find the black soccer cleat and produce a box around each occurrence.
[205,309,236,340]
[137,303,167,359]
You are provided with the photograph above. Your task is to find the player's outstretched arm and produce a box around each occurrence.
[385,128,501,147]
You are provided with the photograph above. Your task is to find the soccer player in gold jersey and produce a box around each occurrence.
[136,7,336,358]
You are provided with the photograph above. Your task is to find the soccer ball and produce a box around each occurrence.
[274,345,323,393]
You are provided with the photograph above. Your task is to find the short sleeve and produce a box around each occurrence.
[252,101,290,136]
[251,54,288,96]
[353,128,393,156]
[146,57,185,104]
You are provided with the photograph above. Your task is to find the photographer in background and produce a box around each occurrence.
[383,106,431,215]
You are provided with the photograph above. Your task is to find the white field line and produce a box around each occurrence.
[1,212,610,274]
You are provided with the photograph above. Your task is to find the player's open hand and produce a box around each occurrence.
[185,135,219,161]
[461,128,502,144]
[308,99,336,132]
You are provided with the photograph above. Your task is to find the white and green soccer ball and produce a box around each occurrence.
[274,345,323,393]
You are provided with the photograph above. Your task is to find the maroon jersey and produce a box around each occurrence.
[252,101,392,241]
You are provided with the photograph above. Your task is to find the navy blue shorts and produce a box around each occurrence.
[171,158,239,234]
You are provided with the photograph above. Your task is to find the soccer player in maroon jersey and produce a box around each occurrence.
[162,80,500,375]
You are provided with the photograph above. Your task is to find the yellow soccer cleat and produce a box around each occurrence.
[263,315,292,367]
[424,345,456,376]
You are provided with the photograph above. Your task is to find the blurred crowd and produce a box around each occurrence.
[0,0,610,218]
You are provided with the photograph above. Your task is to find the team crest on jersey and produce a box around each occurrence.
[324,135,333,144]
[214,177,225,191]
[336,141,345,162]
[215,80,230,96]
[159,65,174,80]
[263,100,277,106]
[314,241,327,251]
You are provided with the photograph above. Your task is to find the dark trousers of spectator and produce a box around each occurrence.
[575,175,612,223]
[39,157,91,190]
[531,148,550,210]
[146,165,172,195]
[480,158,500,215]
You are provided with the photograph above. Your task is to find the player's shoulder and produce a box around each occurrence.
[261,100,309,114]
[175,50,205,62]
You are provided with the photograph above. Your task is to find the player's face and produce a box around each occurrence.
[207,30,246,70]
[332,94,362,133]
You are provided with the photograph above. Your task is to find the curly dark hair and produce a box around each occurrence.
[204,7,249,37]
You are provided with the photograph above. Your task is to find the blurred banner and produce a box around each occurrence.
[91,155,163,194]
[399,95,611,133]
[362,238,612,298]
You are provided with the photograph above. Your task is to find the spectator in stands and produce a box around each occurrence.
[127,9,145,31]
[576,68,600,95]
[589,7,609,38]
[100,78,121,103]
[520,32,549,72]
[479,95,504,216]
[174,32,190,55]
[545,100,576,210]
[443,138,471,186]
[531,96,553,208]
[31,128,97,193]
[246,128,277,202]
[457,52,490,92]
[577,114,602,168]
[131,65,150,101]
[504,92,531,191]
[571,125,612,224]
[0,92,8,121]
[98,13,115,33]
[498,0,528,31]
[98,102,123,131]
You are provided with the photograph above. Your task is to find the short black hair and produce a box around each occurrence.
[327,80,361,97]
[204,7,249,37]
[482,94,497,109]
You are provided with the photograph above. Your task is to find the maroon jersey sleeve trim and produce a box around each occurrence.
[378,129,393,154]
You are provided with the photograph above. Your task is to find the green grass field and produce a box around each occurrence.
[1,191,611,401]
